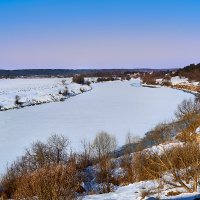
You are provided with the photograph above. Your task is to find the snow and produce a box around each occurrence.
[171,76,189,85]
[196,127,200,134]
[143,142,183,156]
[170,76,199,87]
[156,76,200,87]
[83,180,200,200]
[157,76,188,85]
[83,141,200,200]
[0,78,91,110]
[83,180,156,200]
[0,79,194,173]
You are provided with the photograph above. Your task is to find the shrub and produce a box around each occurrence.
[59,87,68,96]
[80,88,85,93]
[93,131,117,160]
[166,191,182,196]
[141,74,157,85]
[126,75,131,81]
[85,80,91,86]
[140,189,152,199]
[120,154,136,184]
[138,123,173,149]
[1,167,18,199]
[15,95,23,106]
[175,117,200,142]
[72,74,85,84]
[97,77,119,82]
[92,132,117,193]
[62,87,69,96]
[1,135,75,199]
[134,142,200,193]
[175,99,200,122]
[162,80,172,87]
[95,158,116,193]
[79,140,93,169]
[13,161,82,200]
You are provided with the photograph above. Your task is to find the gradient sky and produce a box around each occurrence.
[0,0,200,69]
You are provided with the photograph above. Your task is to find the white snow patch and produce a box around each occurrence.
[0,78,91,110]
[83,179,200,200]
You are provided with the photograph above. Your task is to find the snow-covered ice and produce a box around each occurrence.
[0,79,194,172]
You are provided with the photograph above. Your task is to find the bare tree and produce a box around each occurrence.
[96,157,116,193]
[174,99,200,142]
[25,141,49,169]
[79,139,93,168]
[125,132,140,145]
[47,134,70,164]
[175,99,200,123]
[120,154,136,184]
[124,132,141,154]
[93,131,117,160]
[175,117,200,142]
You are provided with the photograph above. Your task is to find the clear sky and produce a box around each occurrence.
[0,0,200,69]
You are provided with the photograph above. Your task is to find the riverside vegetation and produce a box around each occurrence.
[0,95,200,199]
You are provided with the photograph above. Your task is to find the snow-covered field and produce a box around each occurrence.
[157,76,200,87]
[0,79,194,173]
[0,78,91,110]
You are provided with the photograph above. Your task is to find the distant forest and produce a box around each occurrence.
[0,63,199,81]
[177,63,200,81]
[0,68,171,78]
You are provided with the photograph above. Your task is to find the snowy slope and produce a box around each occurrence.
[156,76,199,87]
[83,180,200,200]
[83,142,199,200]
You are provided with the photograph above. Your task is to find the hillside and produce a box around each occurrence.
[177,63,200,82]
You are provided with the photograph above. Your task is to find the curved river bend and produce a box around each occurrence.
[0,80,194,172]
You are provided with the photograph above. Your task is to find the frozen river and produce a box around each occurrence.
[0,80,194,172]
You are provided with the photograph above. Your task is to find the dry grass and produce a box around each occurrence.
[166,191,182,196]
[173,84,200,93]
[13,162,81,200]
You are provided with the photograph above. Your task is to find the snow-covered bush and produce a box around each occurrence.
[72,74,85,84]
[59,86,69,96]
[14,95,23,106]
